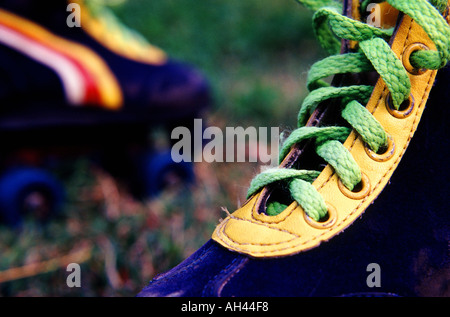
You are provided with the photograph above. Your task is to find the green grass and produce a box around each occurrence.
[114,0,323,127]
[0,0,322,296]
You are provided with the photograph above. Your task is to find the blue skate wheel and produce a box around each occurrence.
[0,167,65,227]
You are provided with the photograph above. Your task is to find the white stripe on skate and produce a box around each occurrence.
[0,24,86,105]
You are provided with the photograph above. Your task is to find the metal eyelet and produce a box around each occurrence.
[365,134,395,162]
[338,172,371,200]
[303,203,337,229]
[402,43,429,75]
[386,93,415,119]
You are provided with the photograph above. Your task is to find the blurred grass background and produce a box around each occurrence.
[0,0,322,296]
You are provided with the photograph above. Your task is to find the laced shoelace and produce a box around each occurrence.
[247,0,450,221]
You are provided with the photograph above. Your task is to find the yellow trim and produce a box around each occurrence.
[72,0,167,65]
[375,2,400,29]
[351,0,361,22]
[0,8,123,110]
[212,9,447,257]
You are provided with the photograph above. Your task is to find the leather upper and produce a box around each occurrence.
[212,3,448,258]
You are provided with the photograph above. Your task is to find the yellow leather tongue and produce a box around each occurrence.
[358,1,399,29]
[72,0,167,65]
[348,1,399,50]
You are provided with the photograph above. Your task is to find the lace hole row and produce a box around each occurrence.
[307,134,394,228]
[305,43,427,230]
[305,57,418,228]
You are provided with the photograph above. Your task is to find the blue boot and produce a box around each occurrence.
[138,0,449,297]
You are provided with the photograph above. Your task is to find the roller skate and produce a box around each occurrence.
[0,0,210,226]
[138,0,449,297]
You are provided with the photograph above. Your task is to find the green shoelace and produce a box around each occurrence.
[247,0,450,221]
